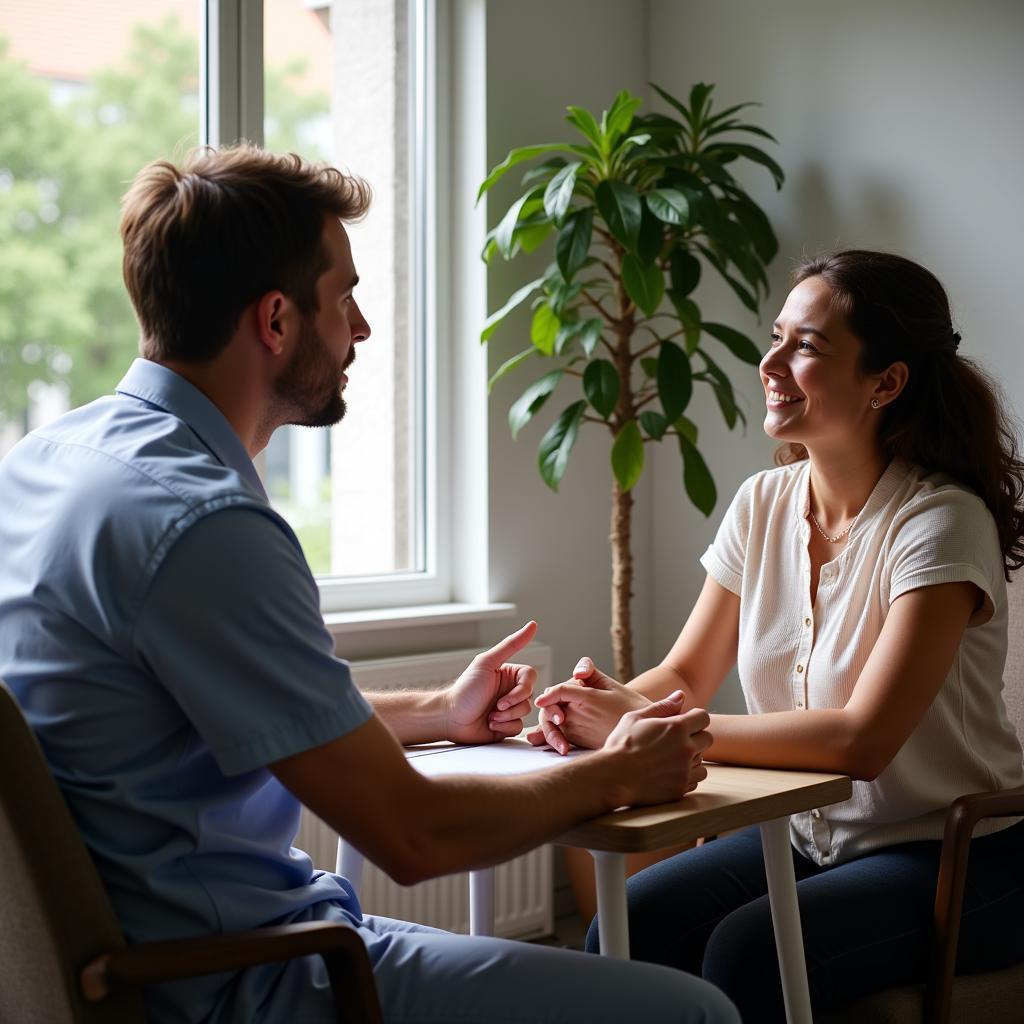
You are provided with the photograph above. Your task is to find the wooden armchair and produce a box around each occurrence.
[823,576,1024,1024]
[0,679,382,1024]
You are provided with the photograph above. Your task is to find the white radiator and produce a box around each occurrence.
[295,643,554,939]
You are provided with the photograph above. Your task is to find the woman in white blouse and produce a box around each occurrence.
[529,250,1024,1019]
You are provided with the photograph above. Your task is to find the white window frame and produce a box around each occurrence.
[201,0,463,616]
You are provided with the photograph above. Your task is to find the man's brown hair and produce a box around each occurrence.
[120,144,371,362]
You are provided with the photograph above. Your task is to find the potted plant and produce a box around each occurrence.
[479,83,784,682]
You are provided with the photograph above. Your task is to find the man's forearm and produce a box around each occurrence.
[384,751,626,884]
[366,689,448,745]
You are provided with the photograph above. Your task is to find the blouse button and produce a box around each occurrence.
[796,700,804,708]
[796,664,804,673]
[804,617,812,627]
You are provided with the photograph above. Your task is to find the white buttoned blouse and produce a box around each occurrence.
[701,457,1024,866]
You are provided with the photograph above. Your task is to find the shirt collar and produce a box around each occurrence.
[795,455,908,536]
[115,358,268,502]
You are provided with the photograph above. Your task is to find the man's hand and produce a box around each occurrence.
[444,621,538,744]
[527,656,649,754]
[603,692,711,808]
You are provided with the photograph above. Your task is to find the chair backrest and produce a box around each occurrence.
[1005,575,1024,744]
[0,679,144,1023]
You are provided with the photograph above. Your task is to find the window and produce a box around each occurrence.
[0,0,200,451]
[1,0,448,613]
[256,0,444,611]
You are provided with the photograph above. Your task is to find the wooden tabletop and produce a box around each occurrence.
[404,739,852,855]
[555,764,852,853]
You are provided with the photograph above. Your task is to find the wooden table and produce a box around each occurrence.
[338,740,851,1024]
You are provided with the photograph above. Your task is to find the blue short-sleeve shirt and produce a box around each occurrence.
[0,359,374,1021]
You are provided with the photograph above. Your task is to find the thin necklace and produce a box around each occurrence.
[809,510,855,544]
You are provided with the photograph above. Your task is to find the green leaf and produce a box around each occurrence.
[488,347,535,392]
[649,82,691,123]
[516,219,554,255]
[679,434,717,516]
[509,370,563,439]
[611,420,645,491]
[725,123,779,144]
[703,322,762,365]
[495,193,542,259]
[639,410,668,440]
[674,415,698,445]
[556,208,594,282]
[605,90,643,142]
[521,156,569,187]
[530,303,560,355]
[636,204,664,265]
[543,161,582,224]
[622,253,664,317]
[697,244,759,314]
[657,340,693,422]
[702,100,760,131]
[478,144,569,201]
[583,359,619,419]
[640,357,659,378]
[547,278,582,317]
[538,400,587,490]
[689,83,714,127]
[595,180,642,248]
[705,142,785,189]
[723,193,778,264]
[481,277,543,342]
[645,188,690,226]
[578,318,604,358]
[566,105,605,153]
[697,349,747,430]
[668,251,702,298]
[668,291,702,353]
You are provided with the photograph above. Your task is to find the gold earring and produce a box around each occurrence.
[871,399,880,409]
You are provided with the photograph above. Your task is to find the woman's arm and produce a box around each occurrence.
[707,580,979,779]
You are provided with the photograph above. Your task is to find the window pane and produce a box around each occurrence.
[0,1,200,453]
[262,0,422,581]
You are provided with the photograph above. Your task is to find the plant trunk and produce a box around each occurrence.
[610,478,634,682]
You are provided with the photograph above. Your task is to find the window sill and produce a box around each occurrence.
[323,601,516,634]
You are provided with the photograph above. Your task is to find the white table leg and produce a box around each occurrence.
[590,849,629,958]
[469,867,495,936]
[336,839,364,896]
[760,817,812,1024]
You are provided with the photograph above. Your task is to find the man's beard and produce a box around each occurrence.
[274,315,351,428]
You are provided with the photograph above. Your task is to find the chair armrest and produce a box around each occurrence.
[925,785,1024,1024]
[80,920,381,1024]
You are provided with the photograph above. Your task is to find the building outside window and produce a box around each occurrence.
[0,0,439,609]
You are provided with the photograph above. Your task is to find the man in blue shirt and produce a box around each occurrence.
[0,144,735,1023]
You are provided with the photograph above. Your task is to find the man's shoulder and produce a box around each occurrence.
[21,395,259,512]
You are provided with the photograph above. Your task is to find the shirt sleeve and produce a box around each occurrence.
[699,473,756,596]
[134,505,373,775]
[888,486,1004,626]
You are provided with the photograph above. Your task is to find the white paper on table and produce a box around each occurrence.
[405,739,589,777]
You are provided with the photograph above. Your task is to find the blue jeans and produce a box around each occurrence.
[585,819,1024,1022]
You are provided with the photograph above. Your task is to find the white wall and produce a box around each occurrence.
[475,0,1024,703]
[645,0,1024,710]
[480,0,654,679]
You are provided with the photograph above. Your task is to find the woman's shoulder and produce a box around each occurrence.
[894,462,991,524]
[886,461,1000,562]
[739,460,808,506]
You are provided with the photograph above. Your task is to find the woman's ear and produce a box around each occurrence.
[872,360,909,408]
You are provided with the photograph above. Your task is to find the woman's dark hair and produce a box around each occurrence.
[120,144,371,363]
[776,249,1024,576]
